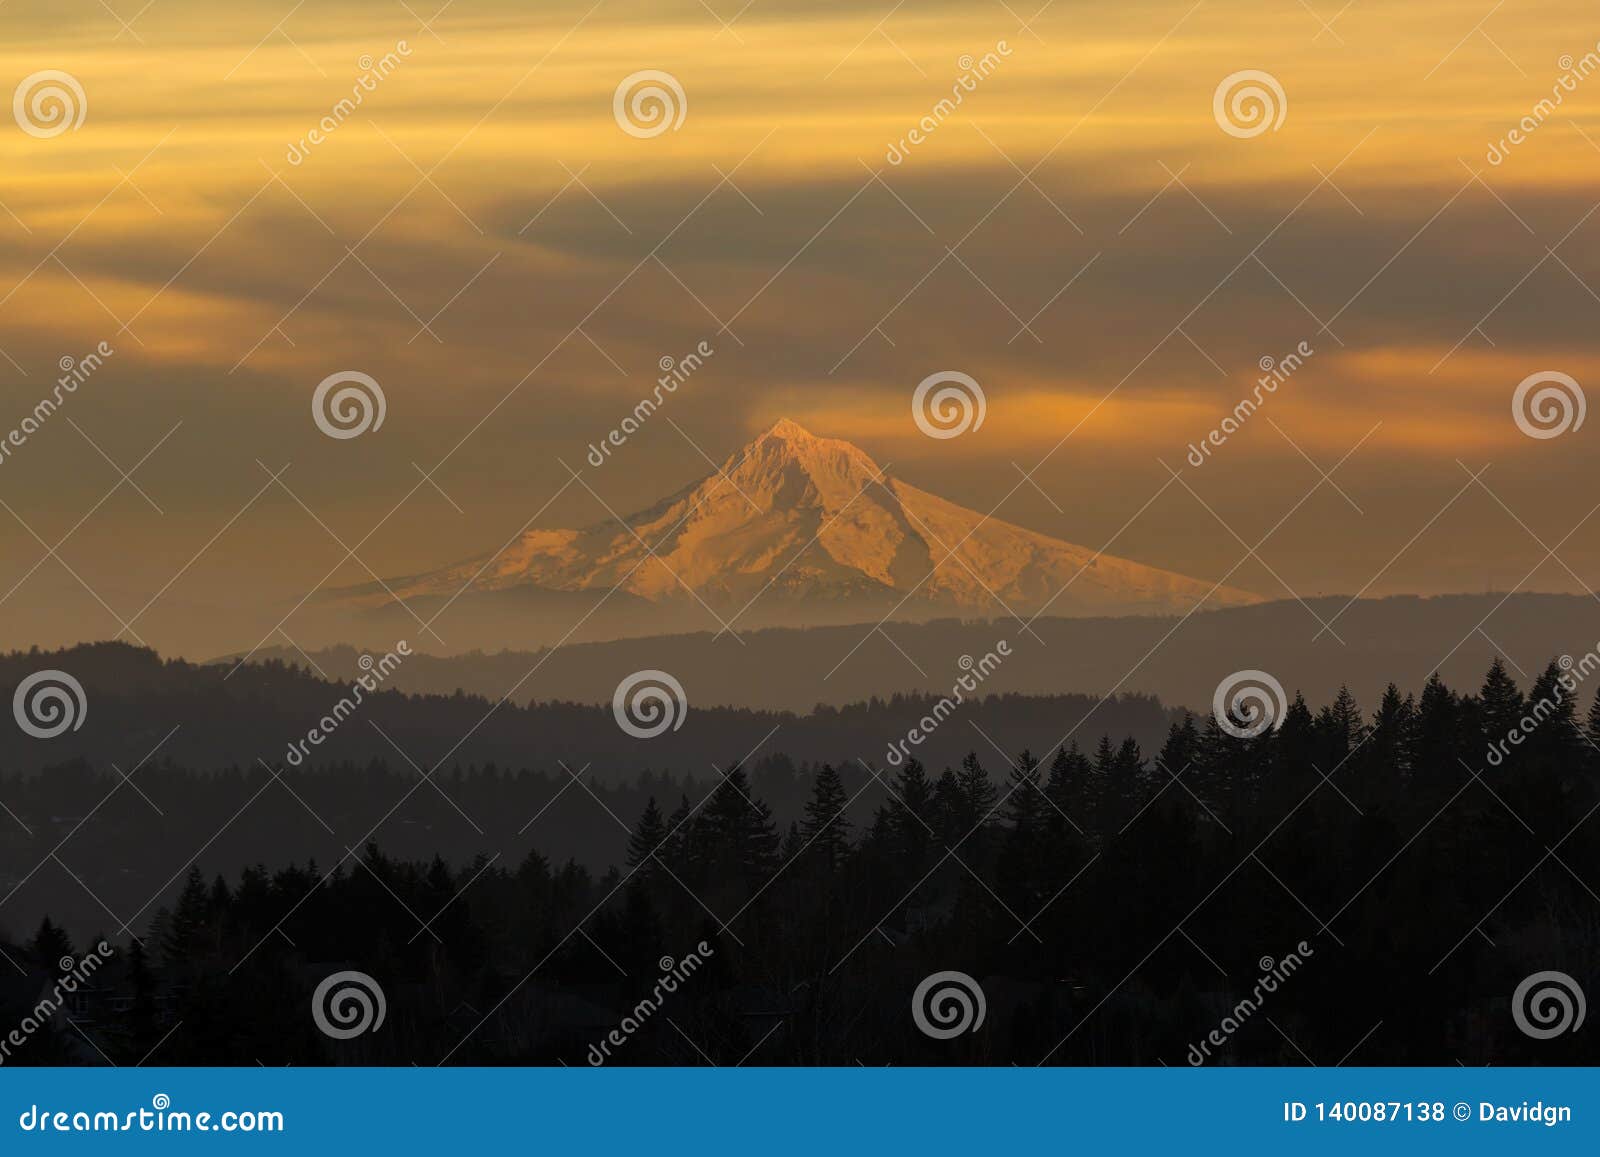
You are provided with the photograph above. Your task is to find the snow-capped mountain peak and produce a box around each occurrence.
[344,420,1261,623]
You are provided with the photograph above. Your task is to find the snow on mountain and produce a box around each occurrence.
[339,419,1261,621]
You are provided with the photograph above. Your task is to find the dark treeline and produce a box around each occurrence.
[3,659,1598,1066]
[0,753,904,937]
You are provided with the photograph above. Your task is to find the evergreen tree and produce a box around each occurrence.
[1106,736,1145,832]
[1360,682,1414,805]
[1267,692,1318,815]
[1522,659,1580,777]
[931,767,964,844]
[888,759,934,881]
[1156,715,1199,781]
[1479,657,1524,743]
[998,750,1044,906]
[1001,749,1043,833]
[1048,742,1096,838]
[626,796,667,884]
[1585,684,1600,776]
[956,752,997,828]
[1413,672,1460,802]
[1324,684,1366,759]
[662,794,695,877]
[29,916,74,970]
[1088,737,1113,830]
[780,820,804,863]
[1189,715,1237,825]
[695,766,778,888]
[800,764,852,872]
[161,866,211,971]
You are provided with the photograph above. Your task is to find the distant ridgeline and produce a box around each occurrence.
[0,641,1179,779]
[239,593,1600,718]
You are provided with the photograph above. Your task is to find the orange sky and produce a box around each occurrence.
[2,0,1599,656]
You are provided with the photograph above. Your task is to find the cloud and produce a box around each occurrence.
[1,0,1598,655]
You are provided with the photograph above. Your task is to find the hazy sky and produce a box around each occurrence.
[2,0,1599,656]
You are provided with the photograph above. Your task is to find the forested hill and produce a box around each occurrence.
[0,642,1179,780]
[3,656,1597,1064]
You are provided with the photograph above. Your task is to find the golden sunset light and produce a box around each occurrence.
[0,1,1596,659]
[3,0,1600,1094]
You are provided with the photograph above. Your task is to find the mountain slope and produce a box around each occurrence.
[336,419,1260,624]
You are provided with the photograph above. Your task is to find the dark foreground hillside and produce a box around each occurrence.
[2,659,1597,1066]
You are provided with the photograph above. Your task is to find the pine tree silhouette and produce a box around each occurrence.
[11,659,1600,1067]
[799,764,851,873]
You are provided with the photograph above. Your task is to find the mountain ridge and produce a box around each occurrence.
[248,592,1600,716]
[333,419,1261,625]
